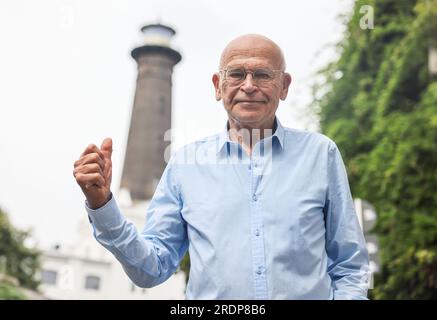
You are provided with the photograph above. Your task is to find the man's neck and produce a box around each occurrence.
[227,117,276,156]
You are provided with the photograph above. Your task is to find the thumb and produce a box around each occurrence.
[101,137,113,160]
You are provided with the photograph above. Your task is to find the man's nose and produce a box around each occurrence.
[240,74,257,93]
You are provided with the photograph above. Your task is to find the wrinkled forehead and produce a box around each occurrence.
[220,39,285,70]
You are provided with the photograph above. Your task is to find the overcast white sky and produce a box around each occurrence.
[0,0,353,249]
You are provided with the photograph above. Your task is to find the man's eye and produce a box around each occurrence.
[227,70,244,79]
[254,70,272,79]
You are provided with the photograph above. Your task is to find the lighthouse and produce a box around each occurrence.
[120,23,181,201]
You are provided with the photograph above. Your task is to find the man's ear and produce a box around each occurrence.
[212,73,222,101]
[280,73,292,101]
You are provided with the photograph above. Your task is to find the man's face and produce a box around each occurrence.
[212,36,292,128]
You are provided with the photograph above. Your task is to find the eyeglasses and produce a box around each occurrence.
[220,68,283,86]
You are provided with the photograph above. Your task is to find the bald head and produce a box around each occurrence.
[219,34,286,71]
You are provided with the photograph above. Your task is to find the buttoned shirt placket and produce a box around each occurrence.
[248,143,268,299]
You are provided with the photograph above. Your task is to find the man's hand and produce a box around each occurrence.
[74,138,113,209]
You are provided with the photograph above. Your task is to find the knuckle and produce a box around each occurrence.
[75,173,83,182]
[84,154,94,164]
[92,153,100,162]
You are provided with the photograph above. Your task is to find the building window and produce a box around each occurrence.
[84,275,101,291]
[41,270,58,286]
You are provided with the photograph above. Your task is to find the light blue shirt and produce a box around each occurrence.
[86,117,369,300]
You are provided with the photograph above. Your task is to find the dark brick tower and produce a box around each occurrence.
[120,23,181,201]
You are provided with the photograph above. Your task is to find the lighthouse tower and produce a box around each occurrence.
[121,23,181,201]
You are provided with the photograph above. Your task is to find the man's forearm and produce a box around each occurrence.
[85,196,164,288]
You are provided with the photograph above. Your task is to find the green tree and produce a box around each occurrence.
[0,206,40,297]
[314,0,437,299]
[0,282,26,300]
[180,252,190,285]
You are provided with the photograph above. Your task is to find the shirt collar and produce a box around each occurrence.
[216,116,285,155]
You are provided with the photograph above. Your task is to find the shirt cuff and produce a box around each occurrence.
[85,194,125,231]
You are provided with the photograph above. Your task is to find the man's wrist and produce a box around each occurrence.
[87,193,112,210]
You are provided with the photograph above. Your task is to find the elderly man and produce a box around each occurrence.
[73,34,370,299]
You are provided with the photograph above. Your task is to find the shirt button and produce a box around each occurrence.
[256,267,263,275]
[255,229,260,236]
[252,194,257,201]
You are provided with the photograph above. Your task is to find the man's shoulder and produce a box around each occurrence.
[169,133,222,163]
[282,126,336,150]
[181,132,221,150]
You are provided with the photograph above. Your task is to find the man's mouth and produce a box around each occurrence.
[235,100,265,104]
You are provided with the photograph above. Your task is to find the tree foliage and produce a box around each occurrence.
[0,282,26,300]
[0,207,40,293]
[314,0,437,299]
